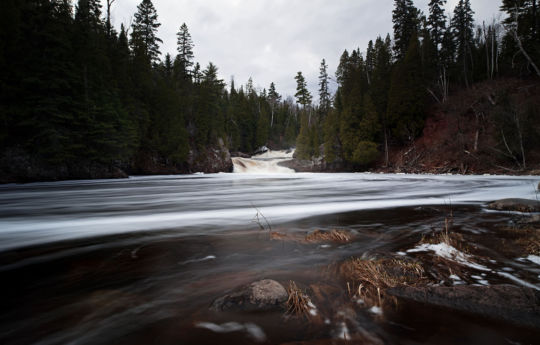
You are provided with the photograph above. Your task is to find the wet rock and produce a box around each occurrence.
[230,152,251,158]
[278,159,324,172]
[252,146,269,156]
[187,138,233,173]
[211,279,288,312]
[387,285,540,329]
[487,198,540,213]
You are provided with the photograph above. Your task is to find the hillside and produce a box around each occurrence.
[378,78,540,175]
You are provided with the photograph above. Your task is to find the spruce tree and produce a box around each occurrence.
[294,72,312,108]
[318,59,331,114]
[387,32,426,142]
[268,82,281,128]
[176,23,194,79]
[451,0,475,87]
[130,0,162,65]
[428,0,447,55]
[393,0,419,60]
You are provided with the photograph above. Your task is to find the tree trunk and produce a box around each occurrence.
[106,0,116,37]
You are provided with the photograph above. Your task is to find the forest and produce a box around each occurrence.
[0,0,539,181]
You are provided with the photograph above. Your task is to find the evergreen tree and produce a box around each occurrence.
[268,82,281,128]
[130,0,162,65]
[294,71,312,108]
[393,0,419,60]
[387,32,426,142]
[176,23,194,79]
[428,0,447,54]
[318,59,331,114]
[451,0,475,87]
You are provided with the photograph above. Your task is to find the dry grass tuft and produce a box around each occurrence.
[340,258,427,307]
[305,229,352,243]
[420,217,468,251]
[286,281,311,318]
[514,229,540,255]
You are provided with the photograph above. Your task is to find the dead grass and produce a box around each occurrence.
[286,281,311,319]
[514,230,540,255]
[340,258,427,307]
[420,217,469,252]
[305,229,352,243]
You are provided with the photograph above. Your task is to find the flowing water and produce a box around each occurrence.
[0,151,539,344]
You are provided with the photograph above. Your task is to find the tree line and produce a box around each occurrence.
[0,0,300,173]
[295,0,540,169]
[0,0,538,175]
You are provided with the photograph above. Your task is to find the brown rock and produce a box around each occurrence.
[487,198,540,213]
[211,279,288,312]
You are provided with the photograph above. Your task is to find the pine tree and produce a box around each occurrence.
[75,0,103,32]
[393,0,419,60]
[428,0,447,54]
[387,32,426,142]
[130,0,162,65]
[318,59,331,114]
[451,0,475,87]
[176,23,194,79]
[268,82,281,128]
[294,71,312,108]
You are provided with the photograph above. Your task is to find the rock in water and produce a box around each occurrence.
[211,279,288,312]
[487,198,540,213]
[387,285,540,329]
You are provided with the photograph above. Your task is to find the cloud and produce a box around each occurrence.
[112,0,502,100]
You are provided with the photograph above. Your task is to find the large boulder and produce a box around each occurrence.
[211,279,288,312]
[387,285,540,329]
[487,198,540,213]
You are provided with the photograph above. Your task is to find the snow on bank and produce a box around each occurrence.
[526,255,540,266]
[407,242,490,271]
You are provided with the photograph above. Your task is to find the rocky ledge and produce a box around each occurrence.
[487,198,540,213]
[387,285,540,329]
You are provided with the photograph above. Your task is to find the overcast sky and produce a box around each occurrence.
[112,0,503,101]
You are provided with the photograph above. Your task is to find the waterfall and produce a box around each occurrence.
[232,149,295,173]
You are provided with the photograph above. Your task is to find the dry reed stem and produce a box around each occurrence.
[305,229,352,243]
[341,258,427,307]
[286,281,311,318]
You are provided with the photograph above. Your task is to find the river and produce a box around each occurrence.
[0,151,539,344]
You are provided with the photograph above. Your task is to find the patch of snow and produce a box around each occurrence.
[449,274,461,281]
[324,318,331,325]
[477,280,490,285]
[307,301,318,316]
[489,260,497,264]
[356,298,365,305]
[502,267,514,272]
[397,251,407,256]
[471,275,482,280]
[497,272,540,291]
[320,244,331,249]
[336,322,350,340]
[195,322,266,342]
[407,242,490,271]
[369,306,383,316]
[526,255,540,266]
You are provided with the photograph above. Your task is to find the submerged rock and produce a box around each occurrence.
[211,279,288,312]
[487,198,540,213]
[387,285,540,329]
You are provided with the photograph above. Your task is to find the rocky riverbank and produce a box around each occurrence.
[0,141,233,183]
